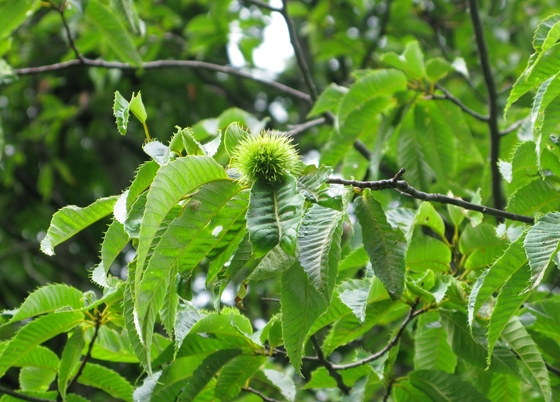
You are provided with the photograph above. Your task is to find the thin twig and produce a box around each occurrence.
[467,0,504,212]
[500,116,529,136]
[280,0,318,101]
[383,376,395,402]
[327,172,535,224]
[285,117,326,137]
[432,84,488,122]
[243,387,282,402]
[67,313,101,392]
[0,386,54,402]
[332,300,422,370]
[14,58,312,103]
[271,347,319,361]
[241,0,281,12]
[310,335,351,395]
[52,0,85,63]
[546,361,560,378]
[261,297,280,302]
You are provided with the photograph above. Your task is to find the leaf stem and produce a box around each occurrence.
[467,0,504,212]
[243,386,282,402]
[432,84,488,122]
[51,0,85,64]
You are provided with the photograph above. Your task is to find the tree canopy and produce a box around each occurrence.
[2,0,560,401]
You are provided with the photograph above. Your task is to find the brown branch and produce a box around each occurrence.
[0,386,54,402]
[280,0,318,101]
[433,84,488,122]
[467,0,504,212]
[331,300,422,370]
[310,335,351,395]
[500,116,529,136]
[52,0,85,63]
[66,313,101,393]
[14,58,312,103]
[327,172,535,224]
[285,117,326,137]
[546,361,560,378]
[243,387,282,402]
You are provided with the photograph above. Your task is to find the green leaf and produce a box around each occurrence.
[86,0,142,66]
[524,212,560,290]
[409,370,490,402]
[308,83,348,117]
[393,380,432,402]
[487,374,521,402]
[468,235,528,327]
[414,202,445,239]
[459,223,507,270]
[533,14,560,52]
[487,266,531,366]
[507,178,560,215]
[40,196,118,256]
[223,123,249,157]
[304,366,372,390]
[9,345,59,371]
[0,311,83,378]
[439,309,517,375]
[125,161,159,213]
[338,278,373,323]
[113,90,130,135]
[0,0,38,39]
[398,108,434,190]
[129,91,147,123]
[322,299,397,357]
[91,219,128,288]
[135,156,226,288]
[501,316,551,401]
[381,41,426,80]
[78,363,134,401]
[214,355,266,400]
[414,325,457,373]
[426,57,454,82]
[123,277,149,373]
[354,189,407,299]
[58,326,85,400]
[19,367,56,392]
[298,204,344,301]
[297,165,344,211]
[406,233,451,273]
[247,175,304,257]
[262,369,296,402]
[7,284,83,324]
[246,244,295,282]
[281,262,328,375]
[177,349,242,402]
[414,99,457,184]
[143,140,169,165]
[137,180,247,358]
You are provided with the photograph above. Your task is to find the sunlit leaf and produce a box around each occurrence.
[409,370,490,402]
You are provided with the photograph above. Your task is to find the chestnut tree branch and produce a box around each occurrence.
[310,335,351,395]
[433,83,488,122]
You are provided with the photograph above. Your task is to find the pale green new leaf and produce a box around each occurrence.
[298,204,344,301]
[414,327,457,373]
[41,196,118,256]
[177,348,242,402]
[263,369,296,402]
[143,140,169,165]
[308,83,348,117]
[381,41,426,80]
[125,161,159,212]
[92,219,128,287]
[214,355,266,400]
[129,91,147,123]
[86,0,142,66]
[0,0,38,39]
[58,326,85,400]
[281,262,328,375]
[409,370,490,402]
[468,235,527,327]
[223,123,249,157]
[487,266,530,367]
[501,316,551,401]
[9,345,59,371]
[426,57,454,82]
[0,311,83,378]
[414,202,445,238]
[354,189,407,298]
[78,363,134,401]
[524,212,560,290]
[8,284,83,324]
[338,278,372,323]
[113,91,130,135]
[247,175,304,257]
[406,233,451,273]
[19,367,56,392]
[533,14,560,51]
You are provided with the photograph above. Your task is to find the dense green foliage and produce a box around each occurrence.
[3,0,560,401]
